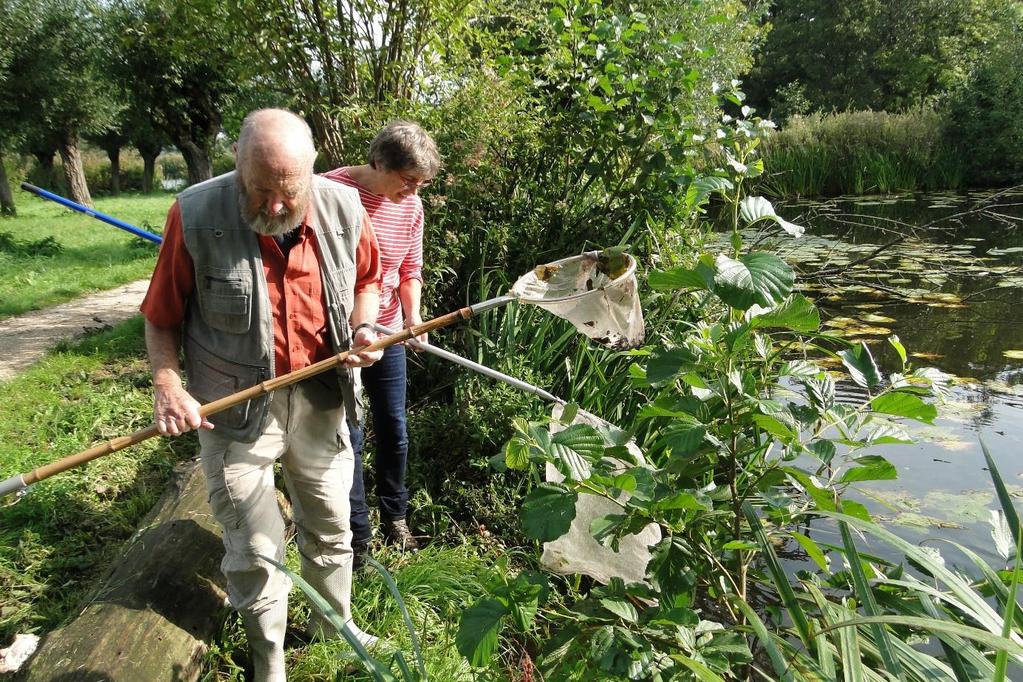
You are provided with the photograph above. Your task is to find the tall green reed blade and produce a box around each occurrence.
[940,541,1023,634]
[732,597,796,682]
[259,555,398,682]
[838,521,904,679]
[365,556,428,681]
[817,512,1009,638]
[981,437,1020,542]
[742,502,815,648]
[816,616,1023,661]
[994,528,1023,682]
[837,599,865,682]
[915,590,989,682]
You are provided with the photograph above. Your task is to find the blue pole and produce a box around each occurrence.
[20,182,164,244]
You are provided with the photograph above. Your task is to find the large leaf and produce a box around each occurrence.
[841,343,882,390]
[713,252,794,310]
[456,598,508,667]
[870,392,936,423]
[839,455,898,483]
[646,347,699,384]
[749,293,821,331]
[649,266,711,291]
[739,196,805,237]
[521,482,578,541]
[690,175,734,206]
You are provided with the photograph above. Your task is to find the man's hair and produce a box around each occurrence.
[236,109,316,170]
[368,120,441,177]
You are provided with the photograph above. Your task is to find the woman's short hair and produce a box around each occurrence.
[368,121,441,177]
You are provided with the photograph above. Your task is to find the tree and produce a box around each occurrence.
[5,0,121,207]
[106,0,245,185]
[219,0,482,164]
[87,126,130,195]
[744,0,997,116]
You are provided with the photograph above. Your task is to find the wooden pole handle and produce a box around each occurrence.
[17,306,475,490]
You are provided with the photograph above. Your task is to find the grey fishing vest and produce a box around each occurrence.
[178,171,364,442]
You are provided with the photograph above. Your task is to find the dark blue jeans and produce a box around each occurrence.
[349,344,409,546]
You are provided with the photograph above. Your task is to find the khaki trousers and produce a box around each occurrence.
[199,375,358,682]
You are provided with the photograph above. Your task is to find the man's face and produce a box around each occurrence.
[238,159,312,236]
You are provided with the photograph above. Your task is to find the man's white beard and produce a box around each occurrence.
[238,187,310,236]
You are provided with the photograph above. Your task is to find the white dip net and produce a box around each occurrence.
[511,250,645,350]
[542,404,661,585]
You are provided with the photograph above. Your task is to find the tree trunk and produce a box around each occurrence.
[33,151,56,188]
[106,147,121,196]
[177,139,212,186]
[21,459,229,682]
[141,151,159,194]
[0,152,16,216]
[57,131,93,207]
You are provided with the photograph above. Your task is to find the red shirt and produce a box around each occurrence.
[141,201,382,375]
[322,167,423,329]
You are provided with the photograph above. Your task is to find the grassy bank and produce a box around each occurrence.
[760,108,964,197]
[0,317,195,640]
[0,189,172,319]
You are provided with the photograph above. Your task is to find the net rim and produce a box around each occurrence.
[514,251,639,304]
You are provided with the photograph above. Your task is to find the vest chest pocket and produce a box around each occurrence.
[197,267,252,334]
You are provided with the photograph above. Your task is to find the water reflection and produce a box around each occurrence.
[765,189,1023,565]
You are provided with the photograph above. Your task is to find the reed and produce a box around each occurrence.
[760,108,964,197]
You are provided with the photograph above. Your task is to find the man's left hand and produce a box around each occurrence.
[345,326,383,367]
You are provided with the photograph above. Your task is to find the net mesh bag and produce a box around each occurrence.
[541,404,661,585]
[511,250,645,349]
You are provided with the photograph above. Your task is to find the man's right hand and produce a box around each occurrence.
[153,381,214,436]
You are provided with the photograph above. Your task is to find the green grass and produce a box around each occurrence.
[0,188,173,319]
[201,543,524,681]
[0,317,195,640]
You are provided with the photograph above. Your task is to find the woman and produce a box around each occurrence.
[323,120,441,565]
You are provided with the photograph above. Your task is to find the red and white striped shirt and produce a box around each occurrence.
[322,167,424,329]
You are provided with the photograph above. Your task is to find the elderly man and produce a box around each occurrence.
[140,108,382,681]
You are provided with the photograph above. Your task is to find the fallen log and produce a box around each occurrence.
[20,458,228,681]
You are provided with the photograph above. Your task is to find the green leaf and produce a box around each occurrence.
[889,334,907,366]
[790,531,830,572]
[839,499,873,522]
[840,455,898,483]
[600,597,639,623]
[662,420,707,457]
[750,294,820,332]
[722,540,759,551]
[690,175,733,206]
[752,413,798,442]
[456,598,509,667]
[504,437,530,470]
[870,392,937,423]
[713,252,794,310]
[646,347,698,384]
[648,537,695,596]
[808,439,836,464]
[521,482,578,542]
[649,266,710,291]
[739,196,805,237]
[841,343,882,390]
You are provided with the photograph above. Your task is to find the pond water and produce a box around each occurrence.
[777,189,1023,567]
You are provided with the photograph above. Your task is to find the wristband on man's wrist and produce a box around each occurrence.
[353,322,374,335]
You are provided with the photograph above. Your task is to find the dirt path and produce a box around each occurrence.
[0,279,150,381]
